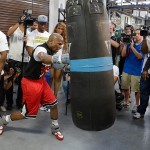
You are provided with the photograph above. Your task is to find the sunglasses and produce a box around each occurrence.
[39,22,47,25]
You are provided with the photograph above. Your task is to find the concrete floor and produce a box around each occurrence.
[0,88,150,150]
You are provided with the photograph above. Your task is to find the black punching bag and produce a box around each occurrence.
[66,0,116,131]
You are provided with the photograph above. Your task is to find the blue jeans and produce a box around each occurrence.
[137,74,150,115]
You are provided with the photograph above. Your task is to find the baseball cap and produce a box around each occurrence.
[38,15,48,23]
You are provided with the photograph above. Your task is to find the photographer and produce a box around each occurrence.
[119,25,134,75]
[7,14,30,110]
[133,35,150,119]
[121,29,144,112]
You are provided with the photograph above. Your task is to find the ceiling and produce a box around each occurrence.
[107,0,150,19]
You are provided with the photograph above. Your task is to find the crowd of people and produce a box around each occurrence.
[0,12,150,140]
[109,21,150,119]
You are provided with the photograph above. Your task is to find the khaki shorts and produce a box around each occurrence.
[121,72,140,92]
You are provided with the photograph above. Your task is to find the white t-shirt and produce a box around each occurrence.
[0,31,9,52]
[8,27,30,62]
[113,65,119,90]
[33,46,51,72]
[0,31,9,75]
[142,36,150,74]
[26,29,50,49]
[33,46,47,61]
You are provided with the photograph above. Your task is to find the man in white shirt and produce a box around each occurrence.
[0,31,9,134]
[26,15,50,56]
[7,15,30,109]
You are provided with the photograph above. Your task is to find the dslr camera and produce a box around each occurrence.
[22,9,34,26]
[140,26,150,37]
[121,33,136,43]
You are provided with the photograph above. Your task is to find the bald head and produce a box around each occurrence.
[48,33,64,43]
[47,33,64,52]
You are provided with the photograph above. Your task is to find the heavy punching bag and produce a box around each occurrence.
[66,0,116,131]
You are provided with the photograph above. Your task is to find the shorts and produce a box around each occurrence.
[21,77,57,118]
[121,72,140,92]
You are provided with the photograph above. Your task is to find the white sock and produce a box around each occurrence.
[51,120,59,126]
[5,115,11,122]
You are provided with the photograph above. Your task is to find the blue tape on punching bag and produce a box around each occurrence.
[70,57,113,72]
[66,0,116,131]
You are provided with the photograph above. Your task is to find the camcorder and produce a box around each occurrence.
[121,32,136,43]
[140,26,150,37]
[23,9,35,26]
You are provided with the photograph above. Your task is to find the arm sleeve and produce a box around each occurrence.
[0,32,9,52]
[33,47,47,61]
[113,65,119,77]
[147,36,150,52]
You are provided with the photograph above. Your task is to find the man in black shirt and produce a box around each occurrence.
[133,36,150,119]
[0,33,69,141]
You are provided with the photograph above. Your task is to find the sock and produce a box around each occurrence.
[51,120,59,126]
[5,115,11,122]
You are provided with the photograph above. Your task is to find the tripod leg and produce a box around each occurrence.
[65,81,70,115]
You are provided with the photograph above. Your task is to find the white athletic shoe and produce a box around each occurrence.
[40,106,47,111]
[133,112,144,119]
[0,106,6,112]
[40,106,50,112]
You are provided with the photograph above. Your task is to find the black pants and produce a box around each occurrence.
[0,75,5,106]
[8,59,28,108]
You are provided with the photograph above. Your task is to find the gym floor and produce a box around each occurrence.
[0,87,150,150]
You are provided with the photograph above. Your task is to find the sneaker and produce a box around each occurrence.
[46,108,50,113]
[51,124,64,141]
[132,105,137,113]
[40,106,47,111]
[40,106,50,113]
[0,106,6,112]
[0,115,9,126]
[133,112,144,119]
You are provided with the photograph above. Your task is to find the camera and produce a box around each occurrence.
[23,9,34,26]
[14,67,21,73]
[111,35,117,41]
[140,26,150,37]
[121,33,136,43]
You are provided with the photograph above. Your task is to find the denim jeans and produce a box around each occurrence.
[137,74,150,115]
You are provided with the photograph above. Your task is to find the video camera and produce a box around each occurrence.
[121,33,136,43]
[140,26,150,37]
[23,9,34,26]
